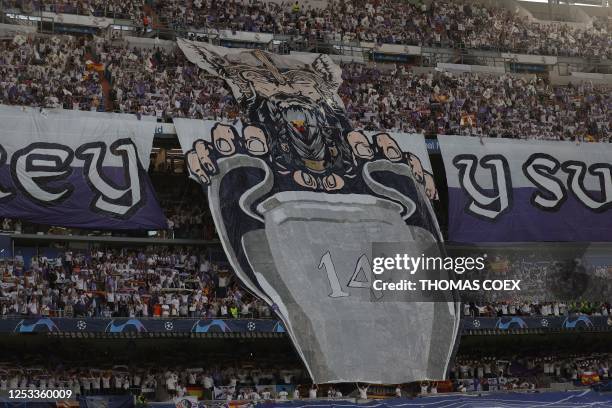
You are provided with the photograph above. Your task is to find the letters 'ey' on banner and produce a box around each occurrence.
[0,106,166,229]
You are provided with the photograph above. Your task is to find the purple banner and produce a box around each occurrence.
[0,106,166,230]
[0,164,165,230]
[439,136,612,243]
[448,187,612,242]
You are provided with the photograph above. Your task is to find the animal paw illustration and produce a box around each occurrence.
[346,131,438,200]
[186,123,269,186]
[187,124,437,199]
[186,122,345,192]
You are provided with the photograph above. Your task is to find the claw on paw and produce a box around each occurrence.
[211,124,238,155]
[243,125,269,155]
[293,170,318,190]
[373,133,402,162]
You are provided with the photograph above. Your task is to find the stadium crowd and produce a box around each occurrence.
[101,43,239,120]
[152,178,216,240]
[0,248,272,318]
[463,301,612,318]
[1,36,610,142]
[341,63,610,140]
[0,35,104,112]
[4,0,611,58]
[0,246,610,319]
[0,353,608,399]
[462,252,612,317]
[0,365,305,400]
[450,353,611,392]
[172,0,611,58]
[0,3,610,404]
[2,0,143,20]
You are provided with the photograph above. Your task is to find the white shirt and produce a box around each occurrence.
[166,376,176,390]
[202,375,213,388]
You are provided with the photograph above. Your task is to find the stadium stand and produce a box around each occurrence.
[0,36,609,141]
[2,0,143,20]
[3,0,611,57]
[0,0,610,405]
[0,351,608,400]
[0,247,272,318]
[0,244,609,319]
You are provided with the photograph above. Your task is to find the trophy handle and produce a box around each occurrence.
[214,154,274,223]
[362,160,418,220]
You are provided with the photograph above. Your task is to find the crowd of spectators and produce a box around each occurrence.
[3,0,143,19]
[1,35,609,142]
[4,0,611,57]
[0,364,305,400]
[159,198,214,240]
[0,35,103,112]
[462,251,612,317]
[1,353,609,401]
[167,0,611,58]
[593,15,611,34]
[154,180,216,240]
[341,64,611,141]
[0,248,272,318]
[100,42,239,120]
[451,353,611,392]
[1,244,610,319]
[464,301,612,318]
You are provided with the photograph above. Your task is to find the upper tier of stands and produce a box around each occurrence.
[1,0,611,58]
[1,35,610,142]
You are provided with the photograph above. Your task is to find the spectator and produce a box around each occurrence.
[0,248,272,319]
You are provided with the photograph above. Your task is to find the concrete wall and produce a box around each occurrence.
[0,22,37,37]
[124,36,177,51]
[517,1,593,27]
[578,4,611,18]
[549,69,612,85]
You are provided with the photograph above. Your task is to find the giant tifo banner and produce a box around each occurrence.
[176,39,460,384]
[0,106,166,229]
[439,135,612,242]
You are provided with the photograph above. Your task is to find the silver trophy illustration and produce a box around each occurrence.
[180,39,460,383]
